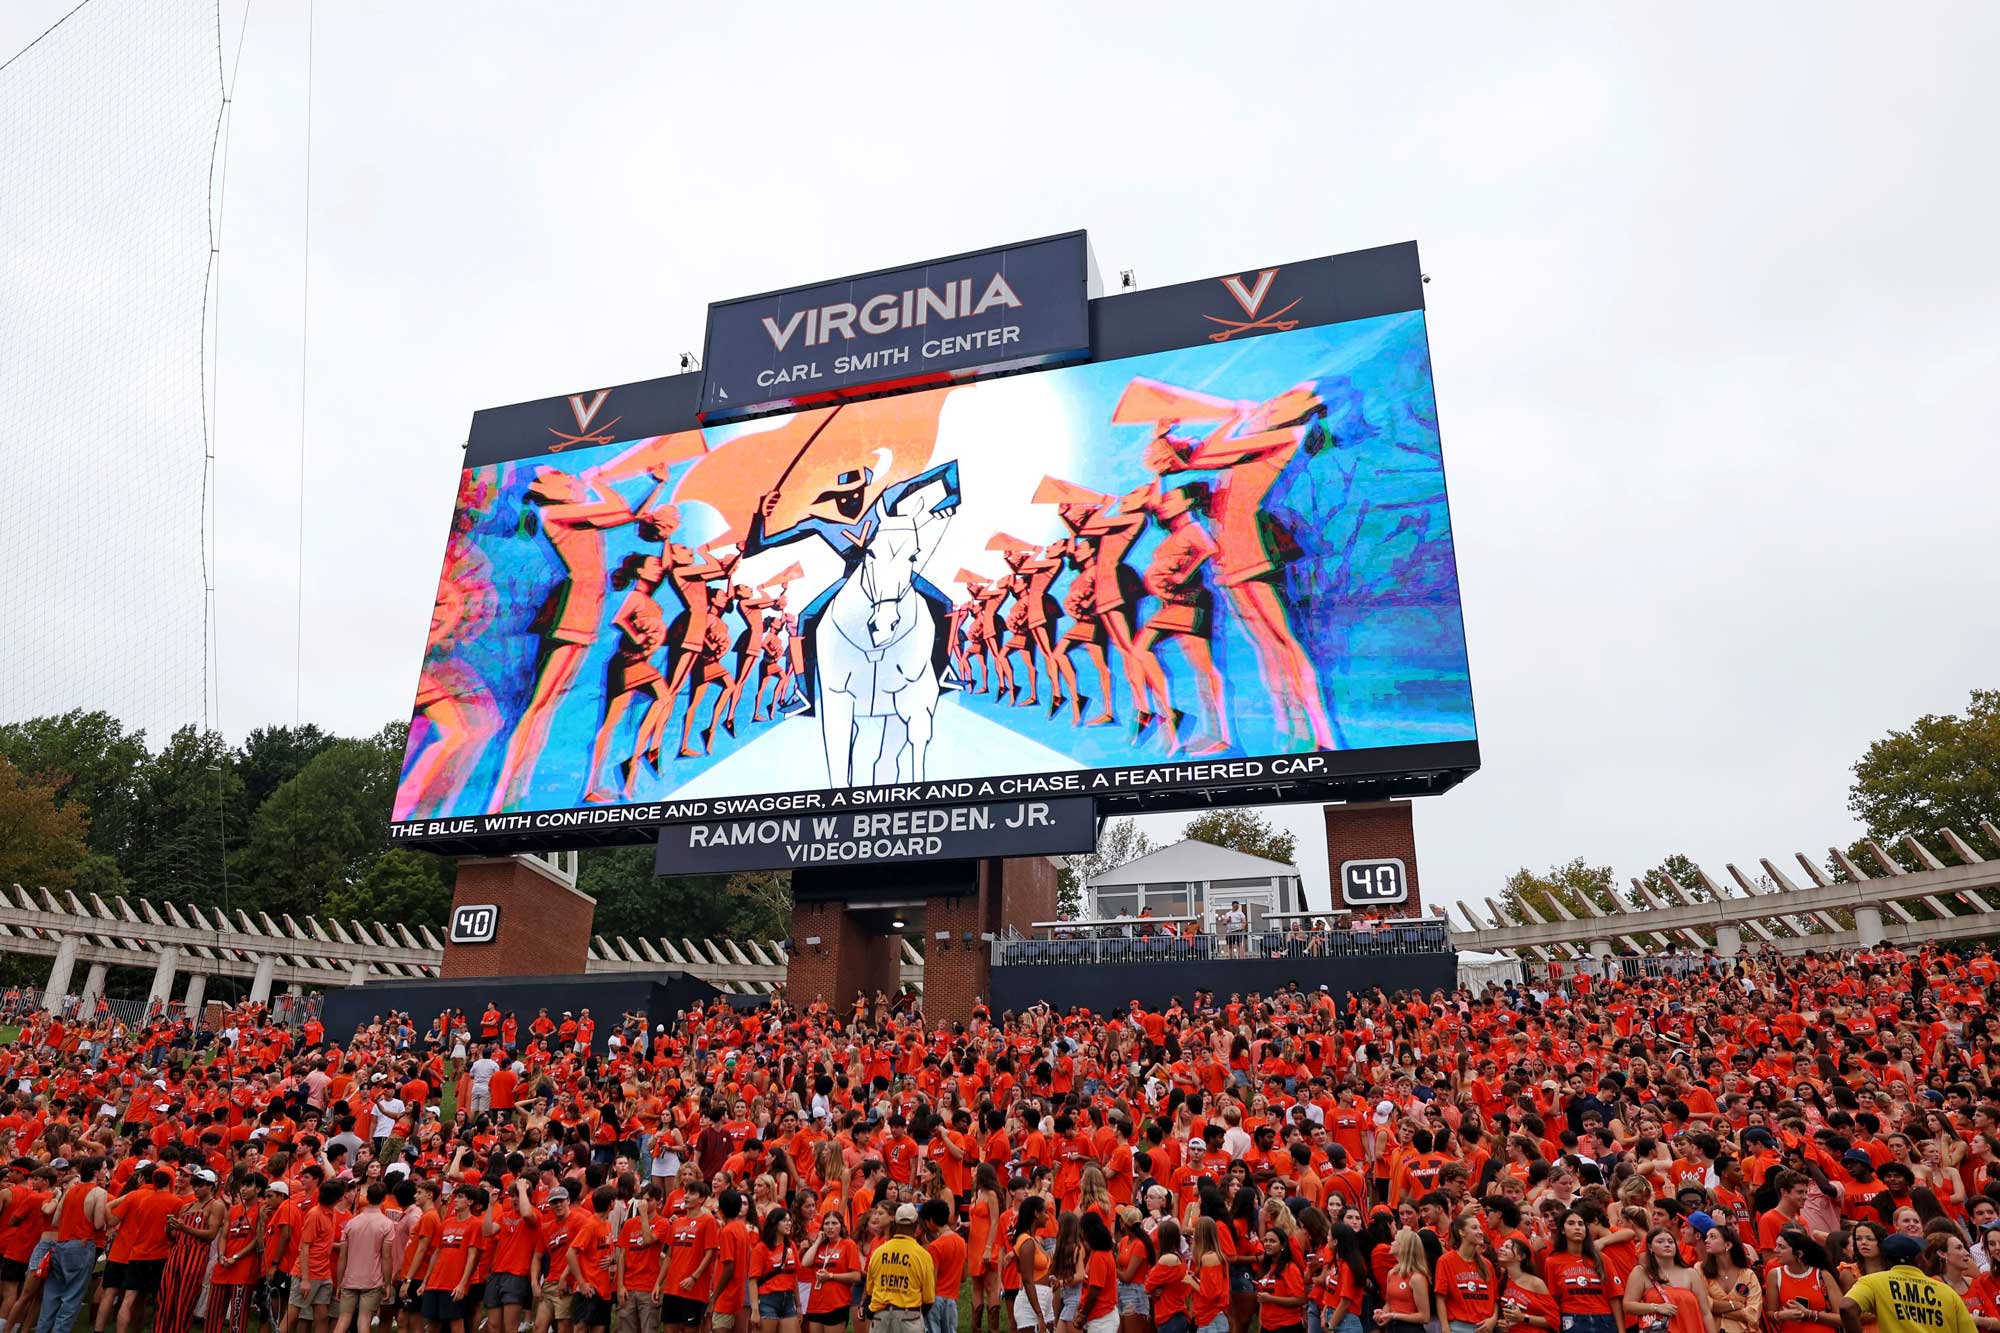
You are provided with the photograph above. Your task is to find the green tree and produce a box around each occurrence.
[0,709,147,859]
[324,849,453,930]
[229,727,402,920]
[1848,688,2000,865]
[580,847,792,944]
[1630,852,1721,907]
[235,723,336,822]
[0,756,90,890]
[1055,817,1153,918]
[1181,809,1298,867]
[1500,857,1619,922]
[122,725,242,904]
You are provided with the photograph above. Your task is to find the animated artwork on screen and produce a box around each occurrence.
[394,313,1474,821]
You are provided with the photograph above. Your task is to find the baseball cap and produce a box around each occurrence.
[1841,1150,1872,1166]
[193,1169,218,1184]
[894,1203,918,1225]
[49,1157,69,1170]
[1882,1234,1923,1264]
[548,1187,570,1202]
[1686,1211,1715,1234]
[1372,1100,1395,1125]
[266,1181,290,1196]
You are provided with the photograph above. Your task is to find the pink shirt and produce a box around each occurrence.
[339,1210,397,1290]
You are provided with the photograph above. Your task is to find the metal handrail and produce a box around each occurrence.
[995,922,1451,966]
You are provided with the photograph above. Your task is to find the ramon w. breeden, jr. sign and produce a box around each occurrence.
[698,232,1095,421]
[656,796,1096,874]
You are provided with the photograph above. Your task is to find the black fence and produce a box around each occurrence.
[989,949,1457,1013]
[996,920,1450,967]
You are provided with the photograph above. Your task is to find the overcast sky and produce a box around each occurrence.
[4,0,1995,916]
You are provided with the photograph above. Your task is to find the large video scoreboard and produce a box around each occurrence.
[389,237,1478,860]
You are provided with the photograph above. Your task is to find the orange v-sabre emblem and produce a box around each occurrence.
[547,389,622,451]
[1205,268,1300,342]
[1223,270,1279,317]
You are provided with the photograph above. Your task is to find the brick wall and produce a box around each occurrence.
[1321,800,1424,916]
[784,899,902,1007]
[782,856,1062,1024]
[442,858,597,978]
[997,856,1058,934]
[920,885,989,1025]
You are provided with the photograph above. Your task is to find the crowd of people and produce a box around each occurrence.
[0,941,1994,1333]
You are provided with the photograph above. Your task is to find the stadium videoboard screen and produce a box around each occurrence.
[390,241,1478,856]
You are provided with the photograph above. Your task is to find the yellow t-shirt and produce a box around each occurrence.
[865,1235,936,1311]
[1844,1266,1974,1333]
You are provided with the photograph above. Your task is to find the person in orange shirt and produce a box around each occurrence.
[566,1185,618,1332]
[711,1188,754,1333]
[0,1164,52,1327]
[418,1185,480,1333]
[919,1200,966,1331]
[748,1206,803,1332]
[965,1163,1006,1332]
[880,1118,920,1188]
[1253,1227,1308,1333]
[104,1165,191,1333]
[1075,1213,1119,1333]
[658,1179,717,1333]
[287,1181,345,1333]
[612,1187,666,1330]
[483,1176,543,1333]
[802,1211,864,1331]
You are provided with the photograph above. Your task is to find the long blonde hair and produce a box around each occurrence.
[1079,1165,1113,1212]
[1190,1216,1223,1269]
[1391,1227,1428,1277]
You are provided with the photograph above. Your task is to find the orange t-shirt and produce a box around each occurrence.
[423,1216,478,1292]
[616,1215,666,1292]
[294,1205,338,1282]
[927,1230,967,1301]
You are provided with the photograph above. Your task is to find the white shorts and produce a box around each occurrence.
[1013,1285,1054,1330]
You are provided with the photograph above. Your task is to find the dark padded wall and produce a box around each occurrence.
[319,971,719,1052]
[987,954,1456,1016]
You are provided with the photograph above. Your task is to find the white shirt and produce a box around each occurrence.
[371,1097,406,1139]
[469,1057,500,1091]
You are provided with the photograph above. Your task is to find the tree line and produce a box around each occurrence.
[0,712,791,959]
[1496,688,1999,933]
[0,686,1987,963]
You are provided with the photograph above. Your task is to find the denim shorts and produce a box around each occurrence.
[1230,1265,1256,1294]
[759,1291,800,1321]
[1117,1282,1150,1316]
[1562,1316,1618,1333]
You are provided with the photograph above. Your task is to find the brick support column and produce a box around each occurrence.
[785,899,901,1009]
[783,856,1061,1025]
[443,857,597,978]
[923,856,1059,1025]
[1322,800,1425,915]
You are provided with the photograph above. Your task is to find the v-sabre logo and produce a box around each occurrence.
[547,388,621,452]
[761,272,1024,351]
[1205,267,1302,342]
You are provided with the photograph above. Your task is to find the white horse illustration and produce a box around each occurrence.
[812,477,955,787]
